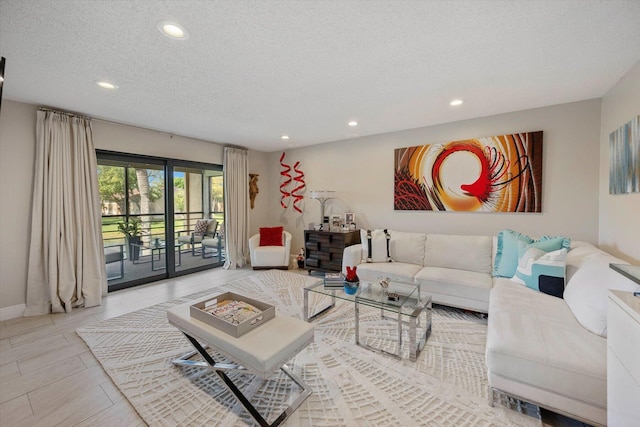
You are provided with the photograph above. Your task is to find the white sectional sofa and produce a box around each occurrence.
[341,230,640,426]
[342,231,494,312]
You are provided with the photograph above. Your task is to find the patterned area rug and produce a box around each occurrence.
[77,270,540,426]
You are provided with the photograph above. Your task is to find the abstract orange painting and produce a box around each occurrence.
[394,131,543,212]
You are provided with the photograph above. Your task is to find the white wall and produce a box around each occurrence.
[599,59,640,263]
[92,120,224,163]
[0,101,38,310]
[255,99,603,257]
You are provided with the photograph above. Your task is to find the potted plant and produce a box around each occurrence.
[117,218,145,261]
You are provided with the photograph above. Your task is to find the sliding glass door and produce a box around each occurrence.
[98,152,224,291]
[173,165,225,272]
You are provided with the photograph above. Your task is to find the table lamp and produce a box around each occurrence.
[310,190,336,226]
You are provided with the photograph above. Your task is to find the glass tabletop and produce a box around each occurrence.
[132,241,183,250]
[305,277,429,316]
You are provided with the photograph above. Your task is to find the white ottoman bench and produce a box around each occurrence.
[167,295,315,427]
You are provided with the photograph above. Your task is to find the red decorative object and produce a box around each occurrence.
[291,161,306,214]
[279,152,291,209]
[259,226,284,246]
[345,266,359,282]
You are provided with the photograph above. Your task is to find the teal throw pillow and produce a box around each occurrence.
[493,229,570,278]
[511,243,568,298]
[493,230,532,277]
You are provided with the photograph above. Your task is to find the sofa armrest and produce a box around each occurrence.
[342,244,363,275]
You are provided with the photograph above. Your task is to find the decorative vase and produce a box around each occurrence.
[343,280,359,295]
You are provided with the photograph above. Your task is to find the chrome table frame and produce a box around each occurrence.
[304,278,432,361]
[355,290,432,361]
[172,332,311,427]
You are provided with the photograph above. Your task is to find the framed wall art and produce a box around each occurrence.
[394,131,543,212]
[609,115,639,195]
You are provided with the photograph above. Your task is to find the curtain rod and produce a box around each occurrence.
[38,107,92,120]
[224,144,248,150]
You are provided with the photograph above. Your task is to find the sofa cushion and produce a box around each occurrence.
[356,262,422,283]
[512,245,567,298]
[415,266,492,304]
[360,229,392,262]
[563,253,639,337]
[425,234,492,273]
[388,230,427,265]
[493,229,571,278]
[487,279,607,408]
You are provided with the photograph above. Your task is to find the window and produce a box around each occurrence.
[97,151,224,291]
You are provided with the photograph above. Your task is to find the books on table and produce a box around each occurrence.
[324,272,344,288]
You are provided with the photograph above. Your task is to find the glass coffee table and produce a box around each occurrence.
[304,277,432,361]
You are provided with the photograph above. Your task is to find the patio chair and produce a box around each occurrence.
[177,219,219,255]
[104,244,124,280]
[202,224,224,261]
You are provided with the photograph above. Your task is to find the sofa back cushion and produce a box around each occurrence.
[425,234,493,273]
[388,230,427,265]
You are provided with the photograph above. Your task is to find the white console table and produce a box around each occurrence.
[607,289,640,426]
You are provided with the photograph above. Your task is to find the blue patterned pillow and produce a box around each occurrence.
[493,229,571,278]
[511,243,568,298]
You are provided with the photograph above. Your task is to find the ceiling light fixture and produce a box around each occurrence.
[157,21,189,40]
[281,135,290,140]
[96,81,118,90]
[450,99,463,106]
[348,121,358,127]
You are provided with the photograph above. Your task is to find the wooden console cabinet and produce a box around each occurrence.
[304,230,360,273]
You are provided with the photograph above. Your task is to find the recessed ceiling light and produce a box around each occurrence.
[348,121,358,127]
[157,21,189,40]
[281,135,290,140]
[450,99,463,106]
[96,81,118,90]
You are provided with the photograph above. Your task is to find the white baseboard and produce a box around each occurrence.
[0,304,25,321]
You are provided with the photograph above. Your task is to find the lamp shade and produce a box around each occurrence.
[310,190,335,200]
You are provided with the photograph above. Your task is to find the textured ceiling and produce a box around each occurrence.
[1,0,640,152]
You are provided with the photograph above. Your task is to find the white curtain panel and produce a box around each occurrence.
[24,110,107,316]
[223,146,249,269]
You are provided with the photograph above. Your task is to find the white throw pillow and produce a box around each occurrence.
[360,229,392,263]
[563,253,639,337]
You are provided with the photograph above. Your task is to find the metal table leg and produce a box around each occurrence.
[304,287,336,321]
[172,333,312,427]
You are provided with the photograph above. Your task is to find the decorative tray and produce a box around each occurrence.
[190,292,275,337]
